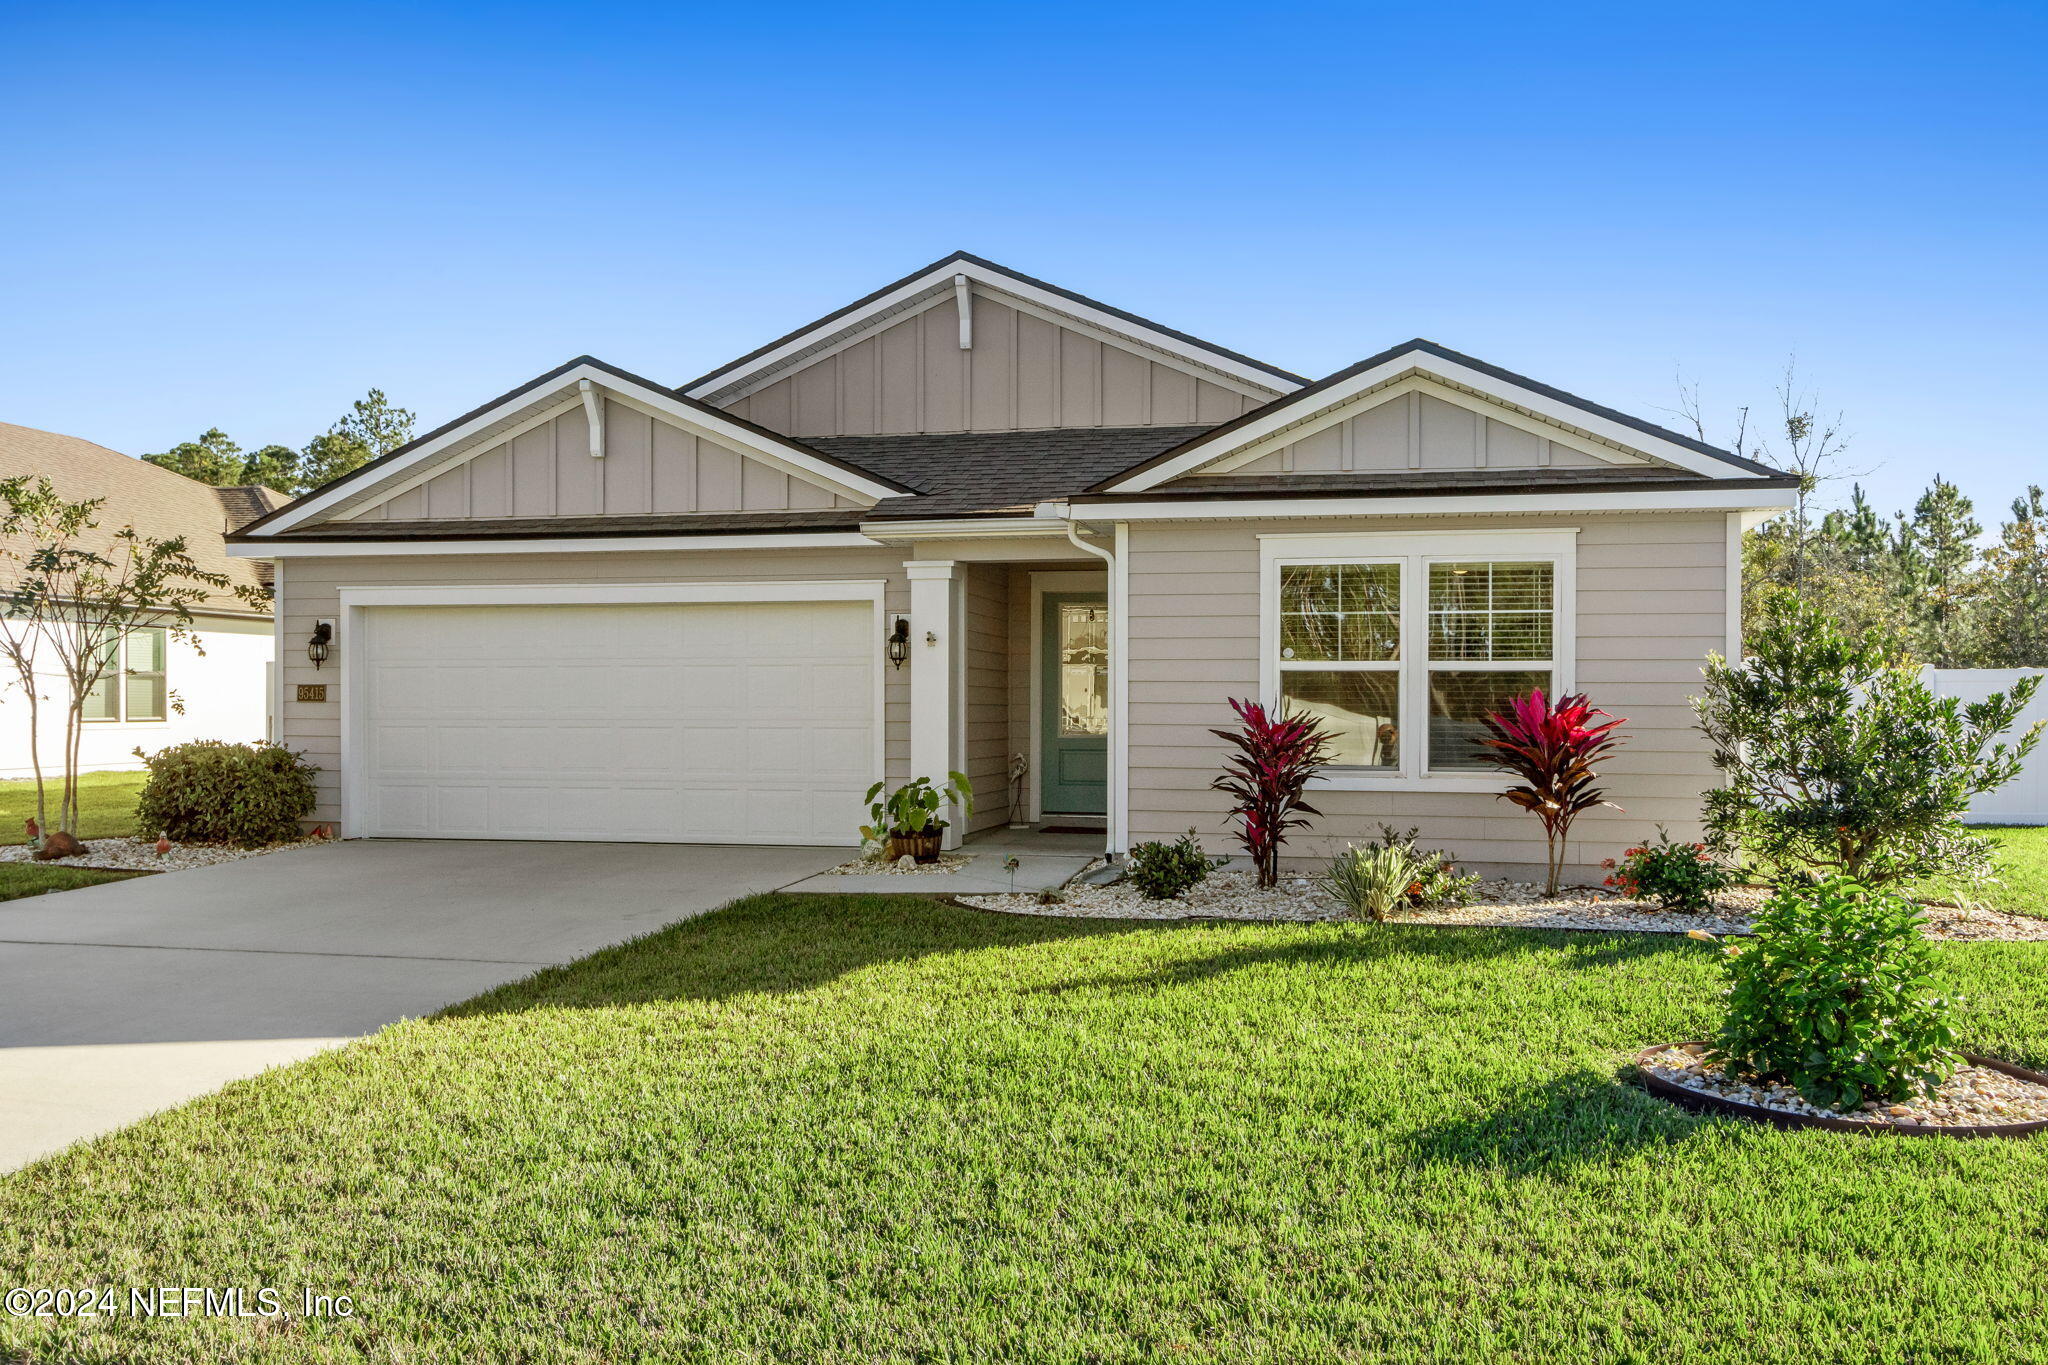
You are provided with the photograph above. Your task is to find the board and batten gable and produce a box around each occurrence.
[1122,511,1731,880]
[1202,391,1627,476]
[275,546,917,829]
[342,397,863,522]
[718,291,1263,439]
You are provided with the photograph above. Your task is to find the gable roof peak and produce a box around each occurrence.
[678,252,1307,403]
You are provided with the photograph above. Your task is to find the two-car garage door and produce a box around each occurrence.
[356,600,874,844]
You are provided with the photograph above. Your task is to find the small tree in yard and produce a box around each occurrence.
[1477,688,1626,897]
[0,476,267,842]
[1210,698,1336,888]
[1692,594,2042,889]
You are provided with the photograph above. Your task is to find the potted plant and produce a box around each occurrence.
[862,772,974,863]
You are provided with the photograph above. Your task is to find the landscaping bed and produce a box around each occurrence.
[0,835,321,874]
[960,868,2048,941]
[1639,1042,2048,1135]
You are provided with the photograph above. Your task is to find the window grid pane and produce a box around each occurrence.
[1279,562,1400,664]
[1428,562,1554,662]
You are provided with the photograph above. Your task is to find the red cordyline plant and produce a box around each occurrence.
[1210,698,1337,888]
[1477,687,1626,897]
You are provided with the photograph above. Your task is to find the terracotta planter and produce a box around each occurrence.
[886,829,944,864]
[1634,1042,2048,1139]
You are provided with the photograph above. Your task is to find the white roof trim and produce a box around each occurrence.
[684,259,1300,406]
[1102,349,1769,492]
[229,531,884,558]
[1196,373,1652,476]
[1059,485,1800,522]
[249,363,904,537]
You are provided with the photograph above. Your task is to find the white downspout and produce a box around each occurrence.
[578,379,605,458]
[1063,521,1126,856]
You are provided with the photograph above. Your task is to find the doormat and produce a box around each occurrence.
[1037,825,1105,835]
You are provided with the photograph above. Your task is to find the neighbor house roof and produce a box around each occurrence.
[0,421,276,612]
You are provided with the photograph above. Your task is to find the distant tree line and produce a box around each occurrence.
[1678,361,2047,669]
[142,389,416,496]
[1748,478,2048,669]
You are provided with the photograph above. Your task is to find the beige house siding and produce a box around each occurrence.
[1198,392,1620,477]
[276,546,914,829]
[962,563,1013,833]
[345,398,860,521]
[720,292,1260,438]
[1123,512,1729,880]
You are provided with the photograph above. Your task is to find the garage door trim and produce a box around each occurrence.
[337,580,889,839]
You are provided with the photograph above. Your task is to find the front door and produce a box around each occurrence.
[1040,592,1109,816]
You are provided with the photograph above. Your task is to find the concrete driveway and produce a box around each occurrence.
[0,839,844,1172]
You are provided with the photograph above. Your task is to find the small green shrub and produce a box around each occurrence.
[1715,876,1960,1111]
[1322,844,1419,923]
[1125,829,1218,900]
[1601,827,1737,910]
[133,740,318,847]
[1364,824,1480,908]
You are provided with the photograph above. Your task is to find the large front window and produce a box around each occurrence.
[1268,532,1571,784]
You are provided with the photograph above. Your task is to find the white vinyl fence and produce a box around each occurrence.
[1922,668,2048,825]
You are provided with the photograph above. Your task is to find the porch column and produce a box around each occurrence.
[905,560,962,849]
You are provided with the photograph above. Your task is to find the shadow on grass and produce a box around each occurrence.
[1024,919,1693,998]
[1396,1064,1717,1173]
[436,891,1160,1018]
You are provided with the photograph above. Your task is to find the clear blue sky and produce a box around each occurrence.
[3,2,2042,523]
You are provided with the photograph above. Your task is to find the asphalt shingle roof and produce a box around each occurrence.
[0,422,276,610]
[807,426,1215,519]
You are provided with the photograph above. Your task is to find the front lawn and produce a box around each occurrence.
[0,770,146,843]
[3,895,2045,1363]
[0,863,142,902]
[1916,824,2048,918]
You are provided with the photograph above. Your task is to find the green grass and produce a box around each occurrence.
[3,896,2045,1363]
[0,770,147,843]
[0,862,142,902]
[1913,824,2048,917]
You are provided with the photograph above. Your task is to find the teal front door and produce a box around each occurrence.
[1040,592,1109,816]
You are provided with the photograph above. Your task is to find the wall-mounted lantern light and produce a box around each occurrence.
[308,620,334,670]
[885,617,911,669]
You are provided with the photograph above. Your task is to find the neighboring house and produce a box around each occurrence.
[228,253,1794,879]
[0,422,280,779]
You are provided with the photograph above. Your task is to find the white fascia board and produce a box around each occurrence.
[253,363,901,537]
[230,531,883,559]
[686,260,1299,403]
[1108,350,1763,491]
[1072,486,1802,521]
[858,517,1060,541]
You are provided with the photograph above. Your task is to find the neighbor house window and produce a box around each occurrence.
[81,627,168,723]
[1266,531,1573,784]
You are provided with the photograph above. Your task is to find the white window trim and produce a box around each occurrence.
[1258,528,1577,793]
[334,580,889,840]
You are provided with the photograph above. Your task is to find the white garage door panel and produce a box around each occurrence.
[358,601,874,844]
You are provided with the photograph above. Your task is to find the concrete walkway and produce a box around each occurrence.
[780,826,1104,896]
[0,839,844,1173]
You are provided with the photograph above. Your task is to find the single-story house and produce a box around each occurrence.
[1,421,281,778]
[228,253,1794,879]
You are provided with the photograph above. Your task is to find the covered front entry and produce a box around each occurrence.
[351,593,879,844]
